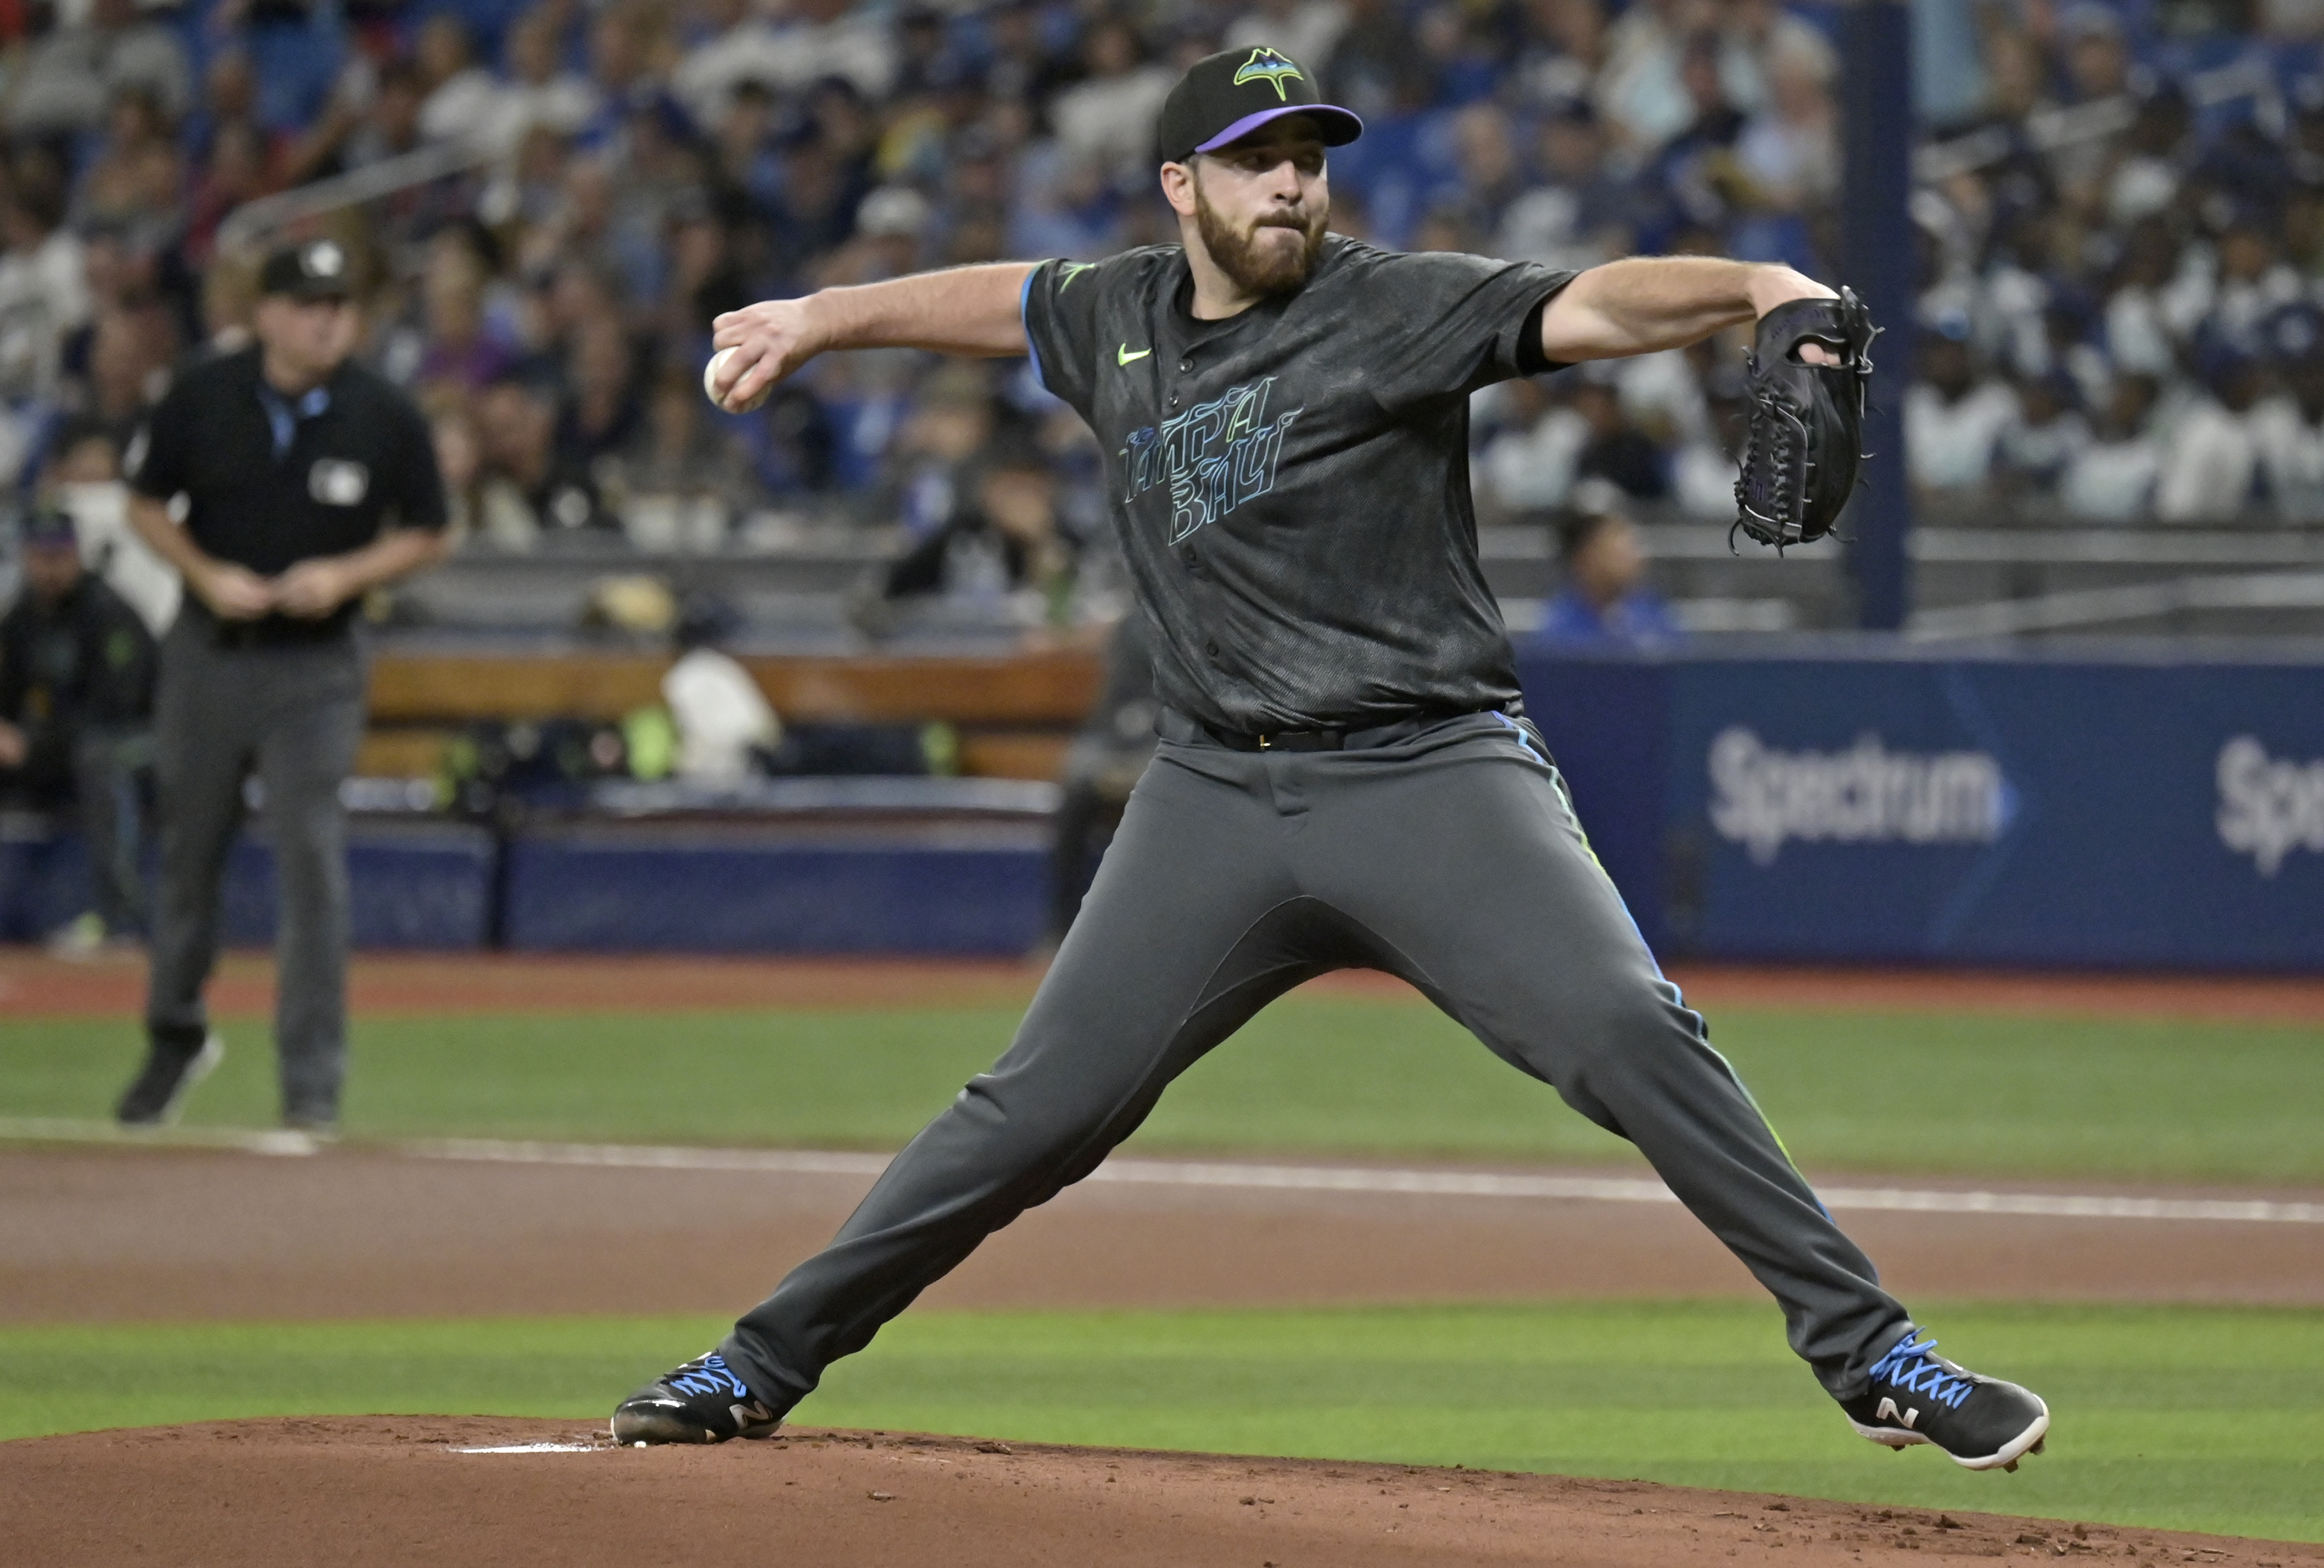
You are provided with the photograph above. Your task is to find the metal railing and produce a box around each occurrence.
[215,136,497,254]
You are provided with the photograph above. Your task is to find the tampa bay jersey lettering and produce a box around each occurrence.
[1119,377,1303,545]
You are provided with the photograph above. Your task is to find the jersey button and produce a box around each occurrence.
[1177,357,1193,372]
[1167,392,1181,410]
[1206,642,1221,659]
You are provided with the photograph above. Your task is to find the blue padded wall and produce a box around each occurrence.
[500,825,1049,954]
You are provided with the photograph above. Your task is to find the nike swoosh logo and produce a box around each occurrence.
[1118,345,1152,365]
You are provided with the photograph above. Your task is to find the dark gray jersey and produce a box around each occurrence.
[1022,235,1573,733]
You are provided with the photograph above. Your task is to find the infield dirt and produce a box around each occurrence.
[7,1417,2318,1568]
[10,948,2324,1021]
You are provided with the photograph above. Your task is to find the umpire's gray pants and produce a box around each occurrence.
[145,617,365,1122]
[722,711,1911,1412]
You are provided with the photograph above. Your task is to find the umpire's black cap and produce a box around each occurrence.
[259,238,357,301]
[1156,47,1363,166]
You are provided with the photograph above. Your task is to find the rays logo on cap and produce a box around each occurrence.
[307,241,346,278]
[1232,47,1304,100]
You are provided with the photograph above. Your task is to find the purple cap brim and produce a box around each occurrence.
[1193,102,1364,156]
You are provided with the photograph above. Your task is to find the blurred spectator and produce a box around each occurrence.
[0,504,156,951]
[0,167,88,475]
[2252,304,2324,519]
[877,438,1074,621]
[3,0,190,140]
[1995,374,2094,497]
[475,375,613,543]
[2155,354,2265,521]
[415,15,503,146]
[43,415,179,637]
[603,365,756,551]
[486,6,603,155]
[1733,26,1838,217]
[76,87,183,239]
[882,362,998,537]
[413,230,519,394]
[1597,0,1695,155]
[1496,101,1631,268]
[1536,486,1683,646]
[1480,376,1588,513]
[344,58,428,172]
[1049,19,1176,191]
[1326,0,1430,119]
[556,316,642,468]
[1572,367,1668,499]
[662,611,778,783]
[185,121,273,268]
[2062,374,2164,521]
[672,0,895,127]
[1906,324,2020,496]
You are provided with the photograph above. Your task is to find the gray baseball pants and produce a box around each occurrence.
[721,710,1911,1412]
[145,617,366,1123]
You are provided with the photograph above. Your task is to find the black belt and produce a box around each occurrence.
[1193,705,1514,753]
[195,611,354,650]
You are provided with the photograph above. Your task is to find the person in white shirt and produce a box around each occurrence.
[482,7,602,155]
[2061,374,2162,522]
[1904,326,2019,497]
[415,14,506,146]
[0,180,91,409]
[2154,354,2265,523]
[672,0,896,129]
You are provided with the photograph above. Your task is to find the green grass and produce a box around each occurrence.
[3,1303,2317,1543]
[7,998,2322,1182]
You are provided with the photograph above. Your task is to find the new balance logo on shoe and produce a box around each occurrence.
[1839,1332,2049,1472]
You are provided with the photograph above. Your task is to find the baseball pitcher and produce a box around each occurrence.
[616,46,2048,1474]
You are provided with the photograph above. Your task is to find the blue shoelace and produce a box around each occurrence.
[1869,1334,1973,1409]
[668,1353,749,1401]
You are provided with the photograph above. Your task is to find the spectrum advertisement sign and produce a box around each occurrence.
[1517,647,2324,970]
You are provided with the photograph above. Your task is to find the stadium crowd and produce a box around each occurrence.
[3,0,2324,618]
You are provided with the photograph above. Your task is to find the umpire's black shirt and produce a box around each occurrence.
[1022,235,1573,733]
[127,347,449,643]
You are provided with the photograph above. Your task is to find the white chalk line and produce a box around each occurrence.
[6,1118,2319,1225]
[449,1442,603,1454]
[402,1136,2324,1227]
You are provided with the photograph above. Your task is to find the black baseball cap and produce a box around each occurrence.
[1155,47,1363,166]
[259,238,357,301]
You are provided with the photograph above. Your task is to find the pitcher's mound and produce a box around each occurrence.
[2,1417,2312,1568]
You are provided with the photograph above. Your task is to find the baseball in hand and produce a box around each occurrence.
[703,347,765,414]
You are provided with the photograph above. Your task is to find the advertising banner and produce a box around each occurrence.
[1520,647,2324,970]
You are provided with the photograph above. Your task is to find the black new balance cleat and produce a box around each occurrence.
[115,1031,223,1126]
[1840,1332,2050,1472]
[611,1352,783,1446]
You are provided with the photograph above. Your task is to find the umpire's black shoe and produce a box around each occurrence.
[115,1031,224,1126]
[1840,1332,2050,1471]
[611,1352,783,1446]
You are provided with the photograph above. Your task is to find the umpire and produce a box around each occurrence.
[113,238,450,1132]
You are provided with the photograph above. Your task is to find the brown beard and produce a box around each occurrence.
[1192,173,1327,298]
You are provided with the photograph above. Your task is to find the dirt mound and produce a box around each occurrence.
[3,1418,2314,1568]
